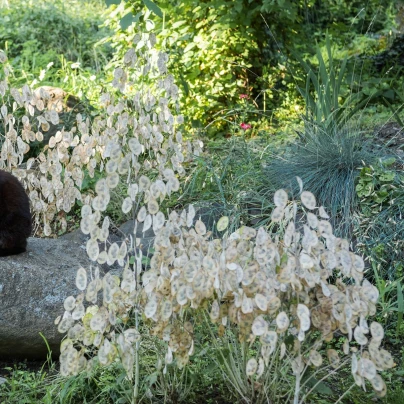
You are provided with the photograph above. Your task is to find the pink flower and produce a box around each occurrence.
[240,123,251,130]
[239,94,249,99]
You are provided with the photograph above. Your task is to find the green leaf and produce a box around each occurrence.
[383,89,395,100]
[105,0,120,6]
[147,372,158,386]
[120,12,136,29]
[178,72,189,97]
[304,375,333,395]
[379,171,395,182]
[142,0,163,18]
[172,20,186,29]
[183,42,197,53]
[382,157,396,166]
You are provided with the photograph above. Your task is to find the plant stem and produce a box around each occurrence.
[293,368,301,404]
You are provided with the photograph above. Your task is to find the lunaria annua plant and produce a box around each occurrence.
[0,50,87,236]
[0,28,201,236]
[52,14,200,390]
[58,177,394,401]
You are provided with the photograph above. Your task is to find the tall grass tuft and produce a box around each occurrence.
[264,121,384,236]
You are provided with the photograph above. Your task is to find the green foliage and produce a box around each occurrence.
[297,35,382,131]
[101,0,396,134]
[0,0,111,87]
[356,158,401,214]
[0,0,111,99]
[1,1,404,403]
[354,158,404,282]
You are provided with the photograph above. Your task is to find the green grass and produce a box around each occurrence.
[175,135,274,234]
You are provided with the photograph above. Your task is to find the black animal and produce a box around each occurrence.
[0,170,32,256]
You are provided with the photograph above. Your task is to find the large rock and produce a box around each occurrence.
[0,237,90,359]
[0,225,156,360]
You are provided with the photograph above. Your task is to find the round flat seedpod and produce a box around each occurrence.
[274,189,288,208]
[76,267,87,291]
[246,358,258,376]
[301,191,316,210]
[217,216,229,232]
[122,197,133,214]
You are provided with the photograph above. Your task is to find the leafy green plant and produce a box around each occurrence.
[354,158,404,282]
[369,263,404,337]
[356,158,402,215]
[296,34,383,131]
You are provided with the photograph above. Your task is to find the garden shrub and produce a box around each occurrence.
[101,0,397,135]
[0,0,110,76]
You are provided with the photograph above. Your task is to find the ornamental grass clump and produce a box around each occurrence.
[265,121,378,236]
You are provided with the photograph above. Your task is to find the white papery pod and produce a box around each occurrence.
[301,191,316,210]
[187,205,195,227]
[271,206,284,223]
[353,372,363,387]
[86,239,99,261]
[195,220,206,235]
[309,350,323,367]
[299,253,314,269]
[246,358,258,376]
[122,197,133,214]
[252,316,268,336]
[280,342,286,359]
[370,374,386,392]
[358,358,376,380]
[143,214,152,232]
[320,281,331,297]
[137,206,147,222]
[165,346,173,364]
[274,189,288,208]
[241,295,253,314]
[306,212,318,228]
[351,353,358,374]
[64,296,76,312]
[210,300,220,320]
[318,206,330,219]
[276,311,290,332]
[257,357,265,378]
[76,267,87,291]
[327,349,339,368]
[144,298,158,319]
[370,322,384,341]
[284,221,295,247]
[343,338,350,355]
[255,293,267,311]
[160,300,172,320]
[359,315,369,334]
[354,326,368,345]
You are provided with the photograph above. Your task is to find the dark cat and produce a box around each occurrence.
[0,170,32,257]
